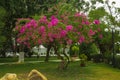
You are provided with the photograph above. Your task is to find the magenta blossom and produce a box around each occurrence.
[82,21,90,25]
[30,19,37,28]
[97,28,101,32]
[67,39,72,45]
[79,25,82,28]
[25,23,31,29]
[50,16,59,26]
[60,30,67,37]
[93,20,100,25]
[51,18,59,26]
[99,34,103,39]
[15,26,19,30]
[20,27,25,33]
[88,29,95,36]
[48,22,52,28]
[74,12,81,17]
[16,38,21,43]
[79,36,85,44]
[39,16,48,24]
[39,26,45,34]
[66,25,73,31]
[38,39,41,44]
[51,15,56,20]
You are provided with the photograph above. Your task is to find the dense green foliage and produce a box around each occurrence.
[0,0,60,56]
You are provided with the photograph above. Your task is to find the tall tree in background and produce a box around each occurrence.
[0,0,59,56]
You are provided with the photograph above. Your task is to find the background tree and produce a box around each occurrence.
[0,0,60,57]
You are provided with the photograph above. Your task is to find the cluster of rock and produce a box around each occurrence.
[0,69,47,80]
[0,73,18,80]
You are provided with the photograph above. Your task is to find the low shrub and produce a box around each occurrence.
[104,54,112,64]
[114,55,120,68]
[91,54,103,63]
[79,54,87,67]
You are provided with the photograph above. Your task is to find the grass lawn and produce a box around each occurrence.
[0,61,120,80]
[0,56,58,63]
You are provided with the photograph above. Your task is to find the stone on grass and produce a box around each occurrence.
[28,69,47,80]
[0,73,18,80]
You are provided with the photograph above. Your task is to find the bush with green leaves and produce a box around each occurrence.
[79,54,87,67]
[114,55,120,68]
[79,43,99,60]
[103,51,112,64]
[91,54,103,63]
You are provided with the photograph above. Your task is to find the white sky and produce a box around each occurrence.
[85,0,120,8]
[109,0,120,8]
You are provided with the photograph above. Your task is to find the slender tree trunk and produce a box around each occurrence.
[53,45,66,70]
[45,45,51,62]
[18,44,25,63]
[54,45,64,60]
[62,46,70,69]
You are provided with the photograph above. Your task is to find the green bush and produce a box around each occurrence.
[79,54,87,67]
[91,54,103,63]
[69,45,79,57]
[114,55,120,68]
[79,43,99,60]
[104,52,112,64]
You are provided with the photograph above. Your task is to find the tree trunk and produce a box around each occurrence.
[53,45,66,70]
[18,44,25,63]
[45,44,52,62]
[62,46,70,69]
[18,52,24,63]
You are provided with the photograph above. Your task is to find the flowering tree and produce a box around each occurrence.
[15,12,102,69]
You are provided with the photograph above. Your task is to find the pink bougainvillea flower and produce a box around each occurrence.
[15,26,19,30]
[38,39,41,44]
[88,29,95,36]
[51,15,56,20]
[49,38,53,42]
[93,20,100,25]
[20,27,25,33]
[67,39,72,45]
[50,15,59,26]
[48,33,52,37]
[39,26,45,33]
[79,25,82,28]
[74,12,81,17]
[82,21,90,25]
[48,22,52,28]
[23,42,28,45]
[77,32,81,35]
[30,19,37,28]
[85,21,91,25]
[60,30,67,37]
[97,28,101,32]
[80,13,87,18]
[51,18,59,26]
[66,25,73,31]
[79,36,85,44]
[39,16,47,23]
[52,34,58,39]
[16,38,21,43]
[25,23,31,29]
[99,34,103,39]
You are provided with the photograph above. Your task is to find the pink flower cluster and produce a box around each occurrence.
[15,13,102,48]
[93,20,100,25]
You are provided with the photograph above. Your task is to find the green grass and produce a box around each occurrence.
[0,61,120,80]
[0,56,58,63]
